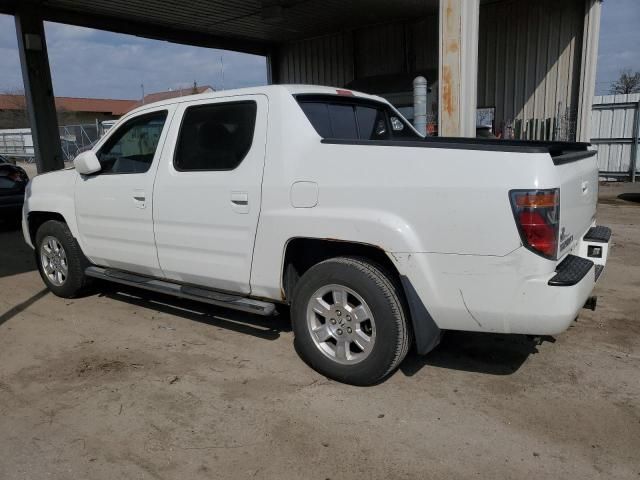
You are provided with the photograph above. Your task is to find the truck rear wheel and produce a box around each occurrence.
[35,220,91,298]
[291,257,410,386]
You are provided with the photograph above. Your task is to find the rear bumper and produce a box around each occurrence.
[505,256,597,335]
[390,225,611,336]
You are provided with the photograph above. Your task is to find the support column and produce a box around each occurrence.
[576,0,602,143]
[438,0,480,137]
[15,11,64,173]
[266,49,280,85]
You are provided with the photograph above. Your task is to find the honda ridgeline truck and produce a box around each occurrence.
[22,85,611,385]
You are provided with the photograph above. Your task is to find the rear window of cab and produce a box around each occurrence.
[296,94,420,141]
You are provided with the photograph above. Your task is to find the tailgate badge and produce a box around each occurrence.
[560,227,574,252]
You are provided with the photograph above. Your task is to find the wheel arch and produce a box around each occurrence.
[27,211,68,246]
[280,237,441,355]
[281,237,396,301]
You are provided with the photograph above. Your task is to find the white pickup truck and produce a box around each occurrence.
[23,85,611,385]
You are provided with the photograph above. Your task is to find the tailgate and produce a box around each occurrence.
[555,150,598,259]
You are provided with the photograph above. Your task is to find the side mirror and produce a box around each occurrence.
[74,150,101,175]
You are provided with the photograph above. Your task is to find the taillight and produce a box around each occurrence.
[510,189,559,259]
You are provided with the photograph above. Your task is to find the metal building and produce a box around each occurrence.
[0,0,602,173]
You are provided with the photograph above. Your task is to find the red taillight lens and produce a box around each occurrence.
[510,189,559,259]
[518,210,556,257]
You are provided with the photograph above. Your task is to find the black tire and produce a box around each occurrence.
[291,257,411,386]
[35,220,91,298]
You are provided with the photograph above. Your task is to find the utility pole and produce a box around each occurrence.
[141,83,145,104]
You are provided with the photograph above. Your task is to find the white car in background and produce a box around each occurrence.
[22,85,611,385]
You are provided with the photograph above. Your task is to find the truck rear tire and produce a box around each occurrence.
[291,257,410,386]
[35,220,91,298]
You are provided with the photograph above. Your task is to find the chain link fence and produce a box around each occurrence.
[0,123,102,163]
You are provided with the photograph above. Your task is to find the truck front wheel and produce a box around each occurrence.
[291,257,411,386]
[35,220,91,298]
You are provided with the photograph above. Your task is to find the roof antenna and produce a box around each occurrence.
[141,83,145,104]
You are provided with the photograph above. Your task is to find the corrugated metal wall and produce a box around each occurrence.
[276,16,439,87]
[277,32,355,87]
[276,0,585,141]
[591,93,640,177]
[477,0,584,140]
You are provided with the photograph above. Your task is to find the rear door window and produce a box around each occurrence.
[174,101,257,171]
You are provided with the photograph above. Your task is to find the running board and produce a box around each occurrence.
[85,266,276,316]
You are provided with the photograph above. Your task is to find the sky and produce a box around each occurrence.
[0,17,267,99]
[0,0,638,99]
[594,0,640,94]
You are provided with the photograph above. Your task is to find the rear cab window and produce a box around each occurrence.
[296,94,420,141]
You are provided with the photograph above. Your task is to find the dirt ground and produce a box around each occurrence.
[0,179,638,480]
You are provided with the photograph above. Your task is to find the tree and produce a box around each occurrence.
[610,69,640,95]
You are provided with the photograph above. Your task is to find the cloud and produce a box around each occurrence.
[0,14,266,99]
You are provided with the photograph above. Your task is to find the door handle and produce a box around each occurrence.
[133,189,146,208]
[230,191,249,213]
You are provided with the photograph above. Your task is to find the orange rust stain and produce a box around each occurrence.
[446,1,453,22]
[447,40,459,54]
[442,65,454,116]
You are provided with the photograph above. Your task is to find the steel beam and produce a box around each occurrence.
[15,10,64,173]
[266,49,281,85]
[438,0,480,137]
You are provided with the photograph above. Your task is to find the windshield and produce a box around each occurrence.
[296,94,420,141]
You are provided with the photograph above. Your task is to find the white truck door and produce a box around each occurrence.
[153,95,268,294]
[75,106,174,277]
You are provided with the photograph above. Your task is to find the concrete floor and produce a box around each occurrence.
[0,183,638,479]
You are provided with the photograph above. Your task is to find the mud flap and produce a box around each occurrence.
[400,275,442,355]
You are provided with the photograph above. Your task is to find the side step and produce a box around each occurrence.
[85,266,276,316]
[583,226,612,243]
[548,255,594,287]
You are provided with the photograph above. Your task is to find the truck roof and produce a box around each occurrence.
[126,84,386,115]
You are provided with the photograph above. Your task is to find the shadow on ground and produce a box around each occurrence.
[0,288,49,328]
[401,330,554,376]
[97,282,546,377]
[99,282,291,341]
[0,218,545,378]
[618,192,640,204]
[0,222,36,278]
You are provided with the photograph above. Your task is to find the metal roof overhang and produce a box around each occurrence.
[0,0,440,55]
